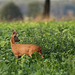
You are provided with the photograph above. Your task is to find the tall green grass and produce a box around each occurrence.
[0,21,75,75]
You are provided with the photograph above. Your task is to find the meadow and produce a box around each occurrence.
[0,21,75,75]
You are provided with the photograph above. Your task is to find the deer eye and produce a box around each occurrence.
[14,36,16,38]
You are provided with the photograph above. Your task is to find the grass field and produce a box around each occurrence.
[0,21,75,75]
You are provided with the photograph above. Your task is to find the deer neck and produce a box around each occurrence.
[10,37,15,44]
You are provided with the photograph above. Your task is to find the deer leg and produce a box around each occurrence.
[39,52,44,58]
[15,55,19,58]
[15,55,21,58]
[29,53,32,57]
[29,54,32,58]
[29,49,33,57]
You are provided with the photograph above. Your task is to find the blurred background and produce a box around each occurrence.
[0,0,75,21]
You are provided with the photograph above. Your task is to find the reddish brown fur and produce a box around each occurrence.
[10,30,44,58]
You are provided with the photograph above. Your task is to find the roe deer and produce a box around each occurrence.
[10,30,44,58]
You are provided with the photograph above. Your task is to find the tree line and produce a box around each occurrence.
[0,0,50,21]
[0,0,75,21]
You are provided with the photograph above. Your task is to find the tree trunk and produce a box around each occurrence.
[43,0,50,18]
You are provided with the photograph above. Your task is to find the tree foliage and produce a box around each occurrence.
[28,2,42,18]
[0,2,23,21]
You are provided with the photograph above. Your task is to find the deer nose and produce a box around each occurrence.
[17,38,20,41]
[16,37,20,42]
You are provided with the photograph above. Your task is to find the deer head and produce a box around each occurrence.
[12,30,20,42]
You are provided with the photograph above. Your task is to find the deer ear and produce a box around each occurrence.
[16,32,17,35]
[12,29,15,34]
[13,32,15,34]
